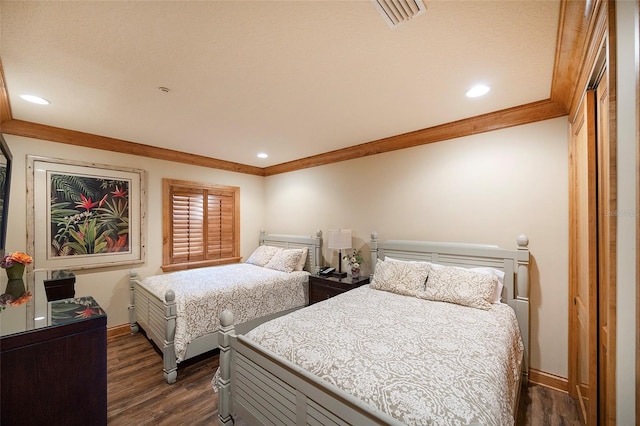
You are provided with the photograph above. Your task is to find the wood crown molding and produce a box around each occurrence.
[2,119,265,176]
[264,99,566,176]
[2,100,566,177]
[551,0,607,120]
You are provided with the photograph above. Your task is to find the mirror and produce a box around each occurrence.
[0,134,12,260]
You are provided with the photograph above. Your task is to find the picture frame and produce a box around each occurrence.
[27,156,146,271]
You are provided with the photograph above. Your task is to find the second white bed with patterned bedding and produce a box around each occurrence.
[129,231,322,384]
[215,233,530,425]
[242,284,523,425]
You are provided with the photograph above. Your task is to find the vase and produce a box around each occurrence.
[5,278,26,299]
[351,268,360,279]
[5,263,25,280]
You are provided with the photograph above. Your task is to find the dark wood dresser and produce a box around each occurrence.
[308,274,370,304]
[0,296,107,426]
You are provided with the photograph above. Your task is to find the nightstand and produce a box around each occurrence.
[308,274,370,305]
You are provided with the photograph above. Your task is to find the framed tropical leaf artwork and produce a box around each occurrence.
[27,156,146,270]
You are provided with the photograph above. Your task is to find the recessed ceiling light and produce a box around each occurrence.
[257,153,268,159]
[466,84,490,98]
[20,94,50,105]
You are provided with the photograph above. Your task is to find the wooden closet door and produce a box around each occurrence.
[569,89,598,425]
[596,69,615,426]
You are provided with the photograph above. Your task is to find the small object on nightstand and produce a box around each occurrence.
[318,266,335,276]
[308,274,370,305]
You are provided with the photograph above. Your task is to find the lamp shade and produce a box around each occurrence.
[327,229,352,250]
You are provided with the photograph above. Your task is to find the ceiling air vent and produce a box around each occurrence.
[371,0,426,28]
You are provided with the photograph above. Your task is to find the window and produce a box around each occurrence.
[162,179,240,272]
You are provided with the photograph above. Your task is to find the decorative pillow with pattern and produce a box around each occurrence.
[422,265,497,310]
[245,245,281,267]
[264,248,305,273]
[369,260,431,297]
[429,263,505,304]
[293,247,309,272]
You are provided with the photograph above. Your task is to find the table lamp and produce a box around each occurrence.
[327,229,352,278]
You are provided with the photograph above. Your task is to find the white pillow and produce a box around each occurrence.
[264,248,305,273]
[422,265,497,310]
[245,245,280,267]
[428,263,504,304]
[293,247,309,271]
[370,260,431,297]
[470,267,505,303]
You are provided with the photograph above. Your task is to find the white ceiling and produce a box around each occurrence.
[1,0,560,168]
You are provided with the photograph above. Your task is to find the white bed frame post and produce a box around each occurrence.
[515,234,530,383]
[218,309,235,426]
[162,290,178,384]
[128,271,140,334]
[369,231,379,279]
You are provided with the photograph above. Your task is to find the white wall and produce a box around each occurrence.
[264,117,570,377]
[615,0,637,422]
[2,135,265,328]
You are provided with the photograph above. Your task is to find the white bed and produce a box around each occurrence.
[128,231,322,384]
[215,232,530,425]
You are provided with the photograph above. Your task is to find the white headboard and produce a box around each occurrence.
[369,231,530,378]
[259,230,323,273]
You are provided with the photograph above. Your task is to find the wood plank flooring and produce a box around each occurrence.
[107,333,583,425]
[517,383,583,425]
[107,332,218,425]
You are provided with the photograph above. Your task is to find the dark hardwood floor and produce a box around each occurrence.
[107,332,218,425]
[517,383,583,426]
[107,333,583,425]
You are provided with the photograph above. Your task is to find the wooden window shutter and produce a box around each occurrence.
[163,179,240,271]
[171,189,205,263]
[207,192,234,260]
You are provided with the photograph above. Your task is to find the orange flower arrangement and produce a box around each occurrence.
[1,252,33,268]
[1,252,33,309]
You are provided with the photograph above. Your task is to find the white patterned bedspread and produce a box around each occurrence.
[138,263,308,361]
[245,285,524,426]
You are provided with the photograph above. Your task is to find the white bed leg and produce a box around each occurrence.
[516,234,530,382]
[163,289,178,384]
[129,271,139,334]
[370,231,379,279]
[218,309,235,426]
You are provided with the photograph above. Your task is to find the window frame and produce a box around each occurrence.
[162,178,240,272]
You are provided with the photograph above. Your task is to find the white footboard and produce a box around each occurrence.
[129,271,179,383]
[217,310,404,426]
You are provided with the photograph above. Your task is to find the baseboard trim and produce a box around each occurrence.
[107,324,131,339]
[528,368,569,393]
